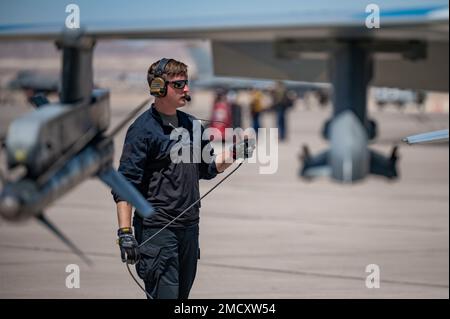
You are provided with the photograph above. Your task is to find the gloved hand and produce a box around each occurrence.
[117,227,140,264]
[231,137,256,160]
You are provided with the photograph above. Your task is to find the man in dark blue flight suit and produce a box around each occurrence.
[112,58,254,299]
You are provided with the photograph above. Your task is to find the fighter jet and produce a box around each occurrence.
[374,87,427,112]
[0,2,448,232]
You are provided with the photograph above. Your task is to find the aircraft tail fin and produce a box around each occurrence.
[369,146,399,179]
[299,145,400,182]
[299,146,331,180]
[187,42,214,79]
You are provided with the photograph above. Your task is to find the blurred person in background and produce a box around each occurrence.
[271,81,294,142]
[249,89,264,135]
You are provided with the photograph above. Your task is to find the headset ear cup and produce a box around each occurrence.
[150,58,171,97]
[150,77,167,97]
[160,82,167,97]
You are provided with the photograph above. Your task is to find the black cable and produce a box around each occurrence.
[126,263,153,299]
[128,161,244,298]
[138,161,243,249]
[196,118,228,125]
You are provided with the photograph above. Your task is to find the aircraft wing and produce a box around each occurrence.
[0,0,447,41]
[0,0,448,91]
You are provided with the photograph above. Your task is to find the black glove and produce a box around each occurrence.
[117,227,140,264]
[231,138,256,160]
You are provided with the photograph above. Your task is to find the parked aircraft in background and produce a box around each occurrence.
[188,42,330,102]
[374,87,427,112]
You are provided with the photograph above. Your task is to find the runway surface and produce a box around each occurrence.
[0,92,448,298]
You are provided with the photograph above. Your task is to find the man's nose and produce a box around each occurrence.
[183,84,190,93]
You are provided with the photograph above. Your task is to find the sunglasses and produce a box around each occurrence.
[167,80,189,89]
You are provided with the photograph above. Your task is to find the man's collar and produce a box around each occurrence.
[150,104,164,126]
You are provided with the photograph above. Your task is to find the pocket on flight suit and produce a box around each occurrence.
[136,245,161,282]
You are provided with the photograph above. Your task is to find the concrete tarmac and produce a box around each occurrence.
[0,92,448,298]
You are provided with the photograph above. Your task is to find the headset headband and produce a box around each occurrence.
[154,58,171,77]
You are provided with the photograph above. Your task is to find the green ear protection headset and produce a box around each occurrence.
[149,58,172,97]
